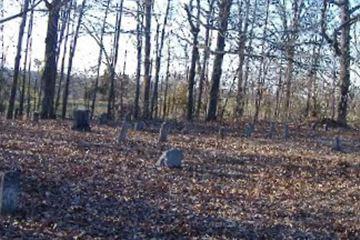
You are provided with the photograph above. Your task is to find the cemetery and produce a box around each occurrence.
[0,117,359,239]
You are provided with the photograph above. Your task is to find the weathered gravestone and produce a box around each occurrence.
[72,109,91,131]
[159,122,170,142]
[244,123,254,138]
[156,148,183,168]
[99,113,110,125]
[266,122,276,139]
[0,171,20,215]
[32,112,40,123]
[332,136,343,152]
[284,124,290,140]
[219,127,226,139]
[134,121,145,131]
[118,121,131,143]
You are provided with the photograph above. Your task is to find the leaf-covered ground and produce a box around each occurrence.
[0,119,359,239]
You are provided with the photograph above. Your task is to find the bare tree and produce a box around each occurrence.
[142,0,153,119]
[321,0,360,125]
[40,0,63,119]
[90,0,111,118]
[62,0,87,119]
[206,0,233,121]
[150,0,171,119]
[184,0,200,121]
[6,0,30,119]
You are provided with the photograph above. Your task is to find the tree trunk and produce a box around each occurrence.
[25,3,34,118]
[206,0,232,121]
[142,0,153,119]
[235,0,250,118]
[185,0,200,121]
[107,0,124,119]
[6,0,30,119]
[150,0,171,119]
[55,0,72,115]
[253,0,270,124]
[162,48,171,119]
[62,0,86,119]
[40,0,61,119]
[133,1,144,120]
[90,0,110,118]
[19,0,33,117]
[337,1,351,125]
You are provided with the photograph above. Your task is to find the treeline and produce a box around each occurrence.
[0,0,359,126]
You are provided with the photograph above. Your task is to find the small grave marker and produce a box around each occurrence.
[244,123,254,138]
[159,122,169,142]
[284,124,290,140]
[156,149,183,168]
[332,136,343,152]
[72,109,91,132]
[219,127,226,139]
[118,121,131,143]
[0,171,20,215]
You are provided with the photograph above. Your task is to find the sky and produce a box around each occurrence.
[1,0,359,87]
[1,0,189,76]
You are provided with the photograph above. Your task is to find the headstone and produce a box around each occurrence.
[267,122,276,139]
[156,148,183,168]
[219,127,226,139]
[284,124,290,140]
[134,121,145,131]
[118,120,131,143]
[72,109,91,132]
[244,123,254,138]
[159,122,169,142]
[332,136,343,152]
[99,113,110,125]
[14,108,20,119]
[32,112,40,123]
[0,171,20,215]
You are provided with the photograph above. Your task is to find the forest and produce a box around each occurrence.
[0,0,359,239]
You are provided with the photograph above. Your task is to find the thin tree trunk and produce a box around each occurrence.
[206,0,232,121]
[337,0,351,125]
[235,0,250,118]
[62,0,86,119]
[107,0,124,119]
[253,0,270,124]
[150,0,171,119]
[133,1,144,120]
[26,2,34,117]
[162,47,171,119]
[196,6,214,119]
[19,0,34,117]
[90,0,110,118]
[185,0,200,121]
[55,0,72,115]
[7,0,30,119]
[40,0,61,119]
[142,0,153,119]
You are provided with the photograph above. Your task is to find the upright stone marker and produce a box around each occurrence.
[32,112,40,122]
[332,136,343,152]
[219,127,226,139]
[159,122,169,142]
[99,113,110,125]
[134,121,145,131]
[267,122,276,139]
[284,124,290,140]
[244,123,254,138]
[0,171,20,215]
[72,109,91,132]
[156,149,183,168]
[118,121,131,143]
